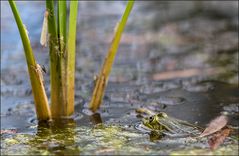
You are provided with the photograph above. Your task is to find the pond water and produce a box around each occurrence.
[1,1,238,155]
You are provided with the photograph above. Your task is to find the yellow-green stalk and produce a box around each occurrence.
[47,0,78,117]
[8,0,51,120]
[66,1,79,115]
[58,0,67,116]
[89,1,135,112]
[46,0,65,118]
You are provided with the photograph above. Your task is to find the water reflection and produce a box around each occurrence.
[90,113,103,125]
[28,119,80,155]
[26,113,103,154]
[149,131,164,142]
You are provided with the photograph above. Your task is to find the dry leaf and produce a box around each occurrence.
[208,128,231,150]
[152,68,223,81]
[0,129,17,134]
[199,115,228,137]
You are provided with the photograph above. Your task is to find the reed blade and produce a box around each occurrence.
[46,0,65,118]
[66,1,79,116]
[89,1,134,112]
[8,0,51,121]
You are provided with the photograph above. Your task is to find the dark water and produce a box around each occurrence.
[1,1,238,155]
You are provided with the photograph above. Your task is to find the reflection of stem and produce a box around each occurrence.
[29,119,80,155]
[90,113,103,125]
[149,131,164,141]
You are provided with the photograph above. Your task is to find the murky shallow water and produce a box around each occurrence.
[1,1,238,155]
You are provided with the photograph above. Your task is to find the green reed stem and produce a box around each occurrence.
[89,1,135,112]
[46,0,65,118]
[58,0,67,117]
[58,1,67,52]
[66,1,79,116]
[8,0,51,121]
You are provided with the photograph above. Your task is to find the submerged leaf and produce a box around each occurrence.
[199,115,228,138]
[208,128,231,150]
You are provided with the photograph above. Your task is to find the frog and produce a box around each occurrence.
[142,112,202,137]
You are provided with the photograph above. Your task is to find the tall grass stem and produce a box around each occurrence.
[8,0,51,120]
[66,1,79,115]
[46,0,65,118]
[89,1,134,112]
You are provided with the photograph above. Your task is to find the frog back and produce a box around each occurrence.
[157,114,201,137]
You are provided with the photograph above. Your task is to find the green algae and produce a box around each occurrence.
[1,122,238,155]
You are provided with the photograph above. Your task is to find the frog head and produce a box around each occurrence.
[142,112,168,130]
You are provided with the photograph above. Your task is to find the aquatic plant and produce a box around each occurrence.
[8,0,78,120]
[8,0,51,121]
[8,0,134,120]
[46,0,78,118]
[89,1,135,112]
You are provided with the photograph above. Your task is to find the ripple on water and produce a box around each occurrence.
[183,82,215,92]
[134,122,151,133]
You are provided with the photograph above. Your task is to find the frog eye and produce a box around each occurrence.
[149,116,154,122]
